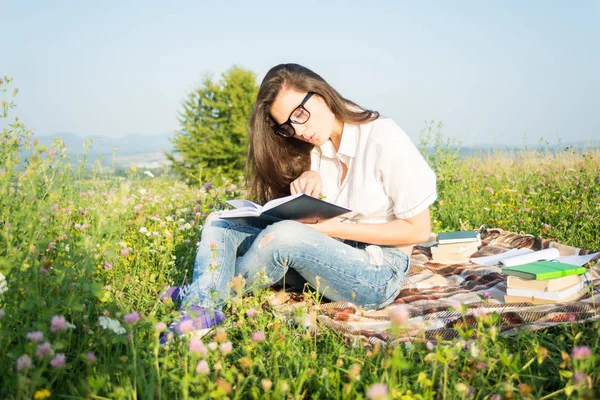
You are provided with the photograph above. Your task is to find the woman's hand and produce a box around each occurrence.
[290,171,322,198]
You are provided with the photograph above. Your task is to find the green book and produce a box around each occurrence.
[438,230,480,245]
[501,260,586,280]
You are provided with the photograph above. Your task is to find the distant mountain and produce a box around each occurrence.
[35,132,174,156]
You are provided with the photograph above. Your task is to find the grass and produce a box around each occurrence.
[1,77,599,399]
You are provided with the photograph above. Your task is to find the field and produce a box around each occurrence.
[1,83,599,399]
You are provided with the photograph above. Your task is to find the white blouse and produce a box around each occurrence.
[310,118,437,224]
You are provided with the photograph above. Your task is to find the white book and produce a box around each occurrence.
[471,249,599,268]
[506,281,585,301]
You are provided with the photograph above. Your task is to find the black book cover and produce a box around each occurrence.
[220,194,351,229]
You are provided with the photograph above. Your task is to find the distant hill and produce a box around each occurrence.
[33,132,175,168]
[31,132,598,168]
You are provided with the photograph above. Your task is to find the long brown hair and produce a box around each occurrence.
[245,63,379,204]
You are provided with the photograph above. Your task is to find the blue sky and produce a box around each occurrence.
[2,0,599,145]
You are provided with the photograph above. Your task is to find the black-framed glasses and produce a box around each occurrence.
[275,92,314,138]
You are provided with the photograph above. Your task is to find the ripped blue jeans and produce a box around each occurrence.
[180,212,411,311]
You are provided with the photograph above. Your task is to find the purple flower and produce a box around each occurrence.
[252,331,265,343]
[219,341,232,354]
[246,308,258,318]
[189,338,208,355]
[50,353,66,368]
[120,248,130,257]
[154,322,167,332]
[571,346,592,360]
[51,315,67,332]
[203,182,213,191]
[123,312,140,324]
[389,304,410,325]
[104,262,113,270]
[47,242,56,251]
[36,342,54,359]
[27,331,44,342]
[16,355,32,371]
[366,383,388,399]
[86,352,97,363]
[0,309,5,318]
[482,291,492,299]
[195,360,210,374]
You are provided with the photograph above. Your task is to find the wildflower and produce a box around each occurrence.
[50,353,66,368]
[239,356,253,368]
[98,316,126,334]
[47,242,56,251]
[139,227,149,234]
[178,319,195,333]
[144,170,155,178]
[366,383,388,400]
[219,341,232,354]
[203,182,213,190]
[154,322,167,332]
[189,338,208,355]
[426,341,435,350]
[473,308,488,318]
[27,331,44,342]
[33,389,51,400]
[517,383,531,396]
[214,327,227,343]
[208,342,218,351]
[120,248,130,257]
[389,304,410,325]
[246,308,258,318]
[16,355,32,371]
[183,223,192,230]
[123,312,140,324]
[195,360,210,374]
[571,345,591,360]
[573,372,588,386]
[261,379,273,391]
[51,315,67,332]
[0,272,8,296]
[0,309,4,318]
[104,262,113,270]
[86,352,97,363]
[252,331,265,343]
[348,363,361,380]
[482,291,492,299]
[36,342,54,358]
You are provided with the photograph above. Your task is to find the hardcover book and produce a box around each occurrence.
[501,260,586,280]
[219,193,352,228]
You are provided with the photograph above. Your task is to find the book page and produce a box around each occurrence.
[500,248,560,267]
[226,200,261,211]
[219,206,260,218]
[470,248,534,266]
[556,252,599,266]
[261,193,304,213]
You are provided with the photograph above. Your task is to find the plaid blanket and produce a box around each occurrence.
[266,227,600,346]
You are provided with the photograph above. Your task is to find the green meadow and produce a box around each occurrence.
[1,78,599,399]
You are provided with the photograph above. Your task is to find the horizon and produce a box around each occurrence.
[3,1,599,146]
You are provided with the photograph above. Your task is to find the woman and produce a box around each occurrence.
[162,63,437,341]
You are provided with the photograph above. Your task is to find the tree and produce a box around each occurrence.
[166,65,258,185]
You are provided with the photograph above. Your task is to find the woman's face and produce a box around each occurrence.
[269,86,339,146]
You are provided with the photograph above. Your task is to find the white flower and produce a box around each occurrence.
[143,170,155,178]
[183,223,192,230]
[65,322,76,330]
[0,273,8,296]
[98,316,126,335]
[165,216,174,222]
[138,227,149,234]
[139,188,147,195]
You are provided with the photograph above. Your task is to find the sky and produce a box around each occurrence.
[2,0,599,146]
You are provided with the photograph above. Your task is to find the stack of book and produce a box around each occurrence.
[502,260,588,304]
[431,230,481,264]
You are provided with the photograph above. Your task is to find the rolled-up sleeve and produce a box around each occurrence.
[375,119,437,219]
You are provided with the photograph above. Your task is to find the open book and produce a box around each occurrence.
[219,193,352,228]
